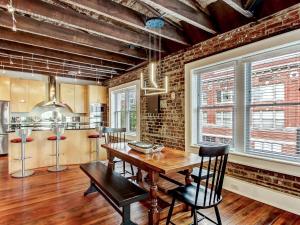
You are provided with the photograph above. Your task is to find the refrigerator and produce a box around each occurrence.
[0,101,9,155]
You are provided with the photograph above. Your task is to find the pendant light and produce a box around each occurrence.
[140,17,168,95]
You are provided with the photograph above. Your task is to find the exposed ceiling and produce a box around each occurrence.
[0,0,299,81]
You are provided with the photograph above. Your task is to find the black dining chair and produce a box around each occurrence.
[166,144,229,225]
[102,127,134,176]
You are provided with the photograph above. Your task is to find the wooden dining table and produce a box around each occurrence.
[101,142,203,225]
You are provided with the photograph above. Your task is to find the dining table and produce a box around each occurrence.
[101,142,203,225]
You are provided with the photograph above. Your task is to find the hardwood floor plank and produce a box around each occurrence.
[0,157,299,225]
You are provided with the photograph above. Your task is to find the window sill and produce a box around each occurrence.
[188,145,300,177]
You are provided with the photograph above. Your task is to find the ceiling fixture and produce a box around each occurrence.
[9,55,13,64]
[7,0,17,32]
[1,62,6,74]
[141,17,168,96]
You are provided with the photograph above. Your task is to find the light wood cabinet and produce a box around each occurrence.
[10,79,29,112]
[74,85,87,113]
[60,83,75,112]
[28,80,47,111]
[0,76,11,101]
[88,85,107,104]
[10,79,47,112]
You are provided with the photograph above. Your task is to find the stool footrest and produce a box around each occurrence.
[49,154,63,157]
[13,157,32,160]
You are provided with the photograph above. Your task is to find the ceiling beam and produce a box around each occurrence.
[0,19,146,62]
[139,0,216,34]
[0,39,124,73]
[1,66,100,81]
[0,28,134,70]
[0,0,163,52]
[222,0,253,17]
[59,0,189,46]
[0,49,118,75]
[0,56,111,79]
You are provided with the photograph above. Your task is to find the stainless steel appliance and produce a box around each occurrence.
[89,103,104,125]
[0,101,9,155]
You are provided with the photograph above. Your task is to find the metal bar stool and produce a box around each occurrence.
[88,126,102,161]
[47,126,67,172]
[11,128,34,178]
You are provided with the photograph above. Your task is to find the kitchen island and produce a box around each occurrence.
[8,124,107,174]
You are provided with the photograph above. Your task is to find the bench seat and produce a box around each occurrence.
[80,162,148,225]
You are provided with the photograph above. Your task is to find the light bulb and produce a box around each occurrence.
[7,5,14,13]
[12,23,17,32]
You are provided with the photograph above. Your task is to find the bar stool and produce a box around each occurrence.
[47,126,67,172]
[11,128,35,178]
[88,126,102,161]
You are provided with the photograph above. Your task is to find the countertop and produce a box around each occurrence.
[6,122,102,133]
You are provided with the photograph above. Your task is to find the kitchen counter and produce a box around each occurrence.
[8,126,107,174]
[6,122,103,133]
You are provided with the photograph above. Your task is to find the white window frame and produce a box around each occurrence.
[109,80,140,141]
[185,29,300,177]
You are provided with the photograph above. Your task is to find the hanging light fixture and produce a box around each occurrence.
[7,0,17,32]
[9,55,13,64]
[1,62,6,74]
[140,17,168,96]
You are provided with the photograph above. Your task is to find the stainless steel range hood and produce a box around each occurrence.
[30,76,73,118]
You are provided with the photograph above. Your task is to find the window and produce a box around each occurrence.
[246,50,300,161]
[216,111,233,128]
[252,111,284,129]
[217,90,233,103]
[190,43,300,163]
[252,84,284,102]
[196,63,235,146]
[110,81,140,138]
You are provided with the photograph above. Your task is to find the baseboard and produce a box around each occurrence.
[223,176,300,215]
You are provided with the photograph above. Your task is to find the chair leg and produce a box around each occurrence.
[193,208,198,225]
[130,164,134,175]
[166,197,175,225]
[123,161,126,174]
[214,206,222,225]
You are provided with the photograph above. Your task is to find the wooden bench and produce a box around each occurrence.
[80,162,148,225]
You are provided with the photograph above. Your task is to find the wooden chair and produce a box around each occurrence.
[102,127,134,176]
[166,144,229,225]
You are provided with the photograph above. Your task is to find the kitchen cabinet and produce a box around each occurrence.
[28,80,47,111]
[10,79,47,112]
[74,85,87,113]
[0,76,11,101]
[60,84,87,113]
[10,79,29,112]
[60,83,75,112]
[88,85,107,104]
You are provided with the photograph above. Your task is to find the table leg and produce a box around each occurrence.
[136,168,143,183]
[185,169,193,185]
[107,151,115,171]
[148,171,160,225]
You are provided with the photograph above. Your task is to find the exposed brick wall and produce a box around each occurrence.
[105,5,300,196]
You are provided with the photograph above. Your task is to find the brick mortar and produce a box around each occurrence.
[105,5,300,197]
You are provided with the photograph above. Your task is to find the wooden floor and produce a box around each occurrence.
[0,156,299,225]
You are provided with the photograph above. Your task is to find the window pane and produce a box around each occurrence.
[197,64,235,146]
[247,52,300,161]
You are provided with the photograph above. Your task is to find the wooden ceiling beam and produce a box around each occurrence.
[0,27,134,70]
[0,56,111,79]
[0,49,118,76]
[0,19,146,62]
[140,0,216,34]
[0,39,123,73]
[222,0,253,17]
[0,0,163,52]
[1,66,100,81]
[59,0,189,46]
